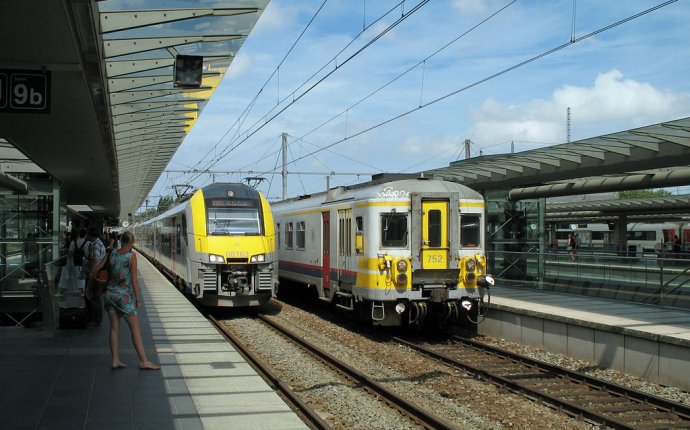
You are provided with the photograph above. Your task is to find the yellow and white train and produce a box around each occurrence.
[272,176,493,327]
[135,183,277,307]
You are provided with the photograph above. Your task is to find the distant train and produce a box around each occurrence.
[134,183,278,307]
[272,176,494,327]
[555,222,689,255]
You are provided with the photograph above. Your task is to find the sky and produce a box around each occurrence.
[147,0,690,206]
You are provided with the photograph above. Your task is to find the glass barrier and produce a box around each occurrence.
[488,249,690,310]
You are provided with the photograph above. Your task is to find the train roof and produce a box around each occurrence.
[272,177,483,212]
[138,183,264,226]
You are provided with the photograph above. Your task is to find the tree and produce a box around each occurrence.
[618,189,672,199]
[157,196,175,212]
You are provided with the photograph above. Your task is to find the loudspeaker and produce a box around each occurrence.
[174,55,203,88]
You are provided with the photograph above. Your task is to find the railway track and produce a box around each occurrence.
[209,315,332,430]
[216,313,457,430]
[395,334,690,430]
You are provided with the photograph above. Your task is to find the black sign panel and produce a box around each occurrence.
[0,69,51,113]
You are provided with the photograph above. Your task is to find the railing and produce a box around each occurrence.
[488,249,690,310]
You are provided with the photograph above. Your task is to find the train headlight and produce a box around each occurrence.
[250,254,265,263]
[465,259,476,271]
[209,254,224,263]
[396,259,408,272]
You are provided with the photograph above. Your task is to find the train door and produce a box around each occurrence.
[337,209,352,287]
[322,211,330,290]
[421,200,449,269]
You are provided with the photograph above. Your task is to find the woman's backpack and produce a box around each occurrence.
[73,240,87,266]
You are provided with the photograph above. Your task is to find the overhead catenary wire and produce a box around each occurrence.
[245,0,677,180]
[242,0,518,170]
[188,0,331,174]
[187,0,430,184]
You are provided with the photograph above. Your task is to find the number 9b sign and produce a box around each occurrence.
[0,69,51,113]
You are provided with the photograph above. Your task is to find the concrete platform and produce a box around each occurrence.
[479,285,690,390]
[0,256,307,430]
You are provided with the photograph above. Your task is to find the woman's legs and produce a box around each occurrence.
[108,311,125,368]
[124,314,159,369]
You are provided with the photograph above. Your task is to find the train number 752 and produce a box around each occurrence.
[426,255,444,263]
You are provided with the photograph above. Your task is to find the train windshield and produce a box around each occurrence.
[206,199,262,235]
[381,212,408,248]
[460,215,480,247]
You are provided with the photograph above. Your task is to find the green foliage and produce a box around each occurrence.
[157,196,175,212]
[618,189,672,199]
[133,195,177,222]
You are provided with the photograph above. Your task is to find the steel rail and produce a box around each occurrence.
[394,335,690,430]
[256,314,456,430]
[209,316,332,430]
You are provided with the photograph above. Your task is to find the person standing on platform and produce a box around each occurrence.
[673,235,681,256]
[85,228,106,326]
[103,231,159,370]
[58,229,88,296]
[567,233,577,261]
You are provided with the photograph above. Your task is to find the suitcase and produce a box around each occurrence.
[59,307,87,329]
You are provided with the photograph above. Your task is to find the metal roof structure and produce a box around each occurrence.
[546,195,690,223]
[0,0,268,219]
[430,116,690,196]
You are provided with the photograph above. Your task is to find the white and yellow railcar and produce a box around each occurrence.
[272,176,493,327]
[135,183,277,307]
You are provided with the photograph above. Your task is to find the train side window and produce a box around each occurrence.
[460,215,480,247]
[355,216,364,254]
[381,212,408,248]
[286,222,293,249]
[181,214,188,244]
[296,221,306,249]
[176,224,182,254]
[276,223,281,249]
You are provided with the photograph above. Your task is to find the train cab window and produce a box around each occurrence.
[296,221,306,249]
[207,207,261,235]
[381,212,408,248]
[460,215,480,248]
[428,210,442,247]
[286,222,294,249]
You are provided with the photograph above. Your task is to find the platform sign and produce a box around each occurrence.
[0,69,51,113]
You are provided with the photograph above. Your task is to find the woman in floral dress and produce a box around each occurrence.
[103,231,159,370]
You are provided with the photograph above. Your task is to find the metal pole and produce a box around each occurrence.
[282,132,288,200]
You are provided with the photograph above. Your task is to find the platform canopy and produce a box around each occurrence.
[0,0,268,220]
[430,116,690,197]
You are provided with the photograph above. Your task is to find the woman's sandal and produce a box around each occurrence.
[139,361,160,370]
[112,362,127,369]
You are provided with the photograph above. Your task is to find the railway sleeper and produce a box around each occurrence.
[568,394,630,404]
[593,403,659,413]
[631,422,690,429]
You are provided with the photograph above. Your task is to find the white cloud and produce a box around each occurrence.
[452,0,489,14]
[226,53,252,79]
[554,70,682,122]
[467,70,690,151]
[252,2,309,34]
